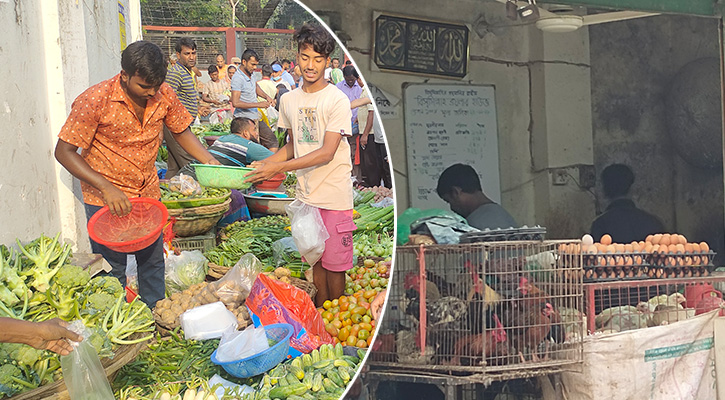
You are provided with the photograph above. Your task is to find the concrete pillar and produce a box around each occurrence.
[529,27,596,237]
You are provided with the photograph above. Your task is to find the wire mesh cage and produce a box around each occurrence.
[584,276,725,334]
[372,241,584,379]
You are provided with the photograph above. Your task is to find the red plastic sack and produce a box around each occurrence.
[246,274,332,354]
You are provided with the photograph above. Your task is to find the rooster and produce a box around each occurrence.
[509,302,555,362]
[517,276,564,344]
[443,313,508,366]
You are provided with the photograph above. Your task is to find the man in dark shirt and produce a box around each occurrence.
[590,164,665,243]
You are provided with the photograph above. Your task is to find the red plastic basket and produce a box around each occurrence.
[87,197,168,253]
[254,173,286,190]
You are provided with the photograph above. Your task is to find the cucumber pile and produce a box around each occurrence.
[250,343,365,400]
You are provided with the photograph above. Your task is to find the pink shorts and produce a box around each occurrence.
[318,208,356,272]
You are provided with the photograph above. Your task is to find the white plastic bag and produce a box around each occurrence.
[180,301,238,340]
[60,321,114,400]
[285,199,329,266]
[216,325,269,362]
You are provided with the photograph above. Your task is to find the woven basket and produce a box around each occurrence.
[167,198,232,217]
[171,209,227,237]
[207,263,317,300]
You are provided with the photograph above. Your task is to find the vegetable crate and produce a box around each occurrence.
[583,275,725,335]
[171,229,217,253]
[370,240,585,381]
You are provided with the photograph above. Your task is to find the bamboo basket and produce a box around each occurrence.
[170,209,227,237]
[207,263,317,300]
[166,198,232,218]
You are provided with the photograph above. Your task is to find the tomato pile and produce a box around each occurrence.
[345,258,390,295]
[319,289,380,348]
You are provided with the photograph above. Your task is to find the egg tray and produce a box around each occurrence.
[580,252,649,268]
[459,226,547,243]
[583,265,651,282]
[647,251,716,267]
[582,264,711,282]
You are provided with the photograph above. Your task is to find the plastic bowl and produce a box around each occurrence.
[254,173,286,190]
[191,164,254,189]
[210,323,293,378]
[87,197,168,253]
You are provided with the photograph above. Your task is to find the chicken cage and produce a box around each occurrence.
[370,240,585,381]
[584,275,725,334]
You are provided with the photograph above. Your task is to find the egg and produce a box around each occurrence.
[652,234,663,245]
[645,235,654,243]
[587,246,599,254]
[668,244,678,254]
[678,234,688,245]
[606,245,616,254]
[691,243,701,253]
[684,243,694,254]
[644,243,654,253]
[559,243,568,254]
[660,234,671,246]
[700,242,710,253]
[675,244,685,254]
[582,234,594,247]
[601,234,612,246]
[624,244,634,253]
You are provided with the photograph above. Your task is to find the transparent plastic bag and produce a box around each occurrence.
[216,324,269,362]
[271,237,301,267]
[168,173,203,196]
[60,321,114,400]
[209,254,266,308]
[165,250,208,295]
[285,199,329,266]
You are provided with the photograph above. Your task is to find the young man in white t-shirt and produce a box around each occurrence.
[245,24,355,306]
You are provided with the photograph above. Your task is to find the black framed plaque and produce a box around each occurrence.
[373,13,469,78]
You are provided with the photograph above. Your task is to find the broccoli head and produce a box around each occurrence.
[80,292,118,326]
[0,364,23,397]
[1,343,43,367]
[87,275,124,298]
[52,265,90,289]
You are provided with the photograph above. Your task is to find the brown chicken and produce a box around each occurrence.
[517,276,564,343]
[443,314,508,366]
[509,302,555,362]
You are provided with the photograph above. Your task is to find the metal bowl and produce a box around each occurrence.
[243,193,293,215]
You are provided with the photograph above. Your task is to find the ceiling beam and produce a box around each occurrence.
[537,0,720,17]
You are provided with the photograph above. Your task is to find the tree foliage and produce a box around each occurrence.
[140,0,304,28]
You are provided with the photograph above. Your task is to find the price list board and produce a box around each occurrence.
[403,84,500,210]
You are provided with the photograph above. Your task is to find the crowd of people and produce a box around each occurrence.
[161,35,391,189]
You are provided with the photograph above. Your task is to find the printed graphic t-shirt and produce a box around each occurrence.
[278,84,353,210]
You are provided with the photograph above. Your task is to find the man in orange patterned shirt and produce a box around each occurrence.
[54,41,219,308]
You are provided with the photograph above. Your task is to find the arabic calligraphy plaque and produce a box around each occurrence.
[374,13,468,78]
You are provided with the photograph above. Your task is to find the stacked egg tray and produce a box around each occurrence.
[579,251,715,282]
[459,226,546,243]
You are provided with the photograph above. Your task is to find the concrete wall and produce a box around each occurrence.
[305,0,598,238]
[0,0,141,248]
[304,1,724,242]
[590,15,724,257]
